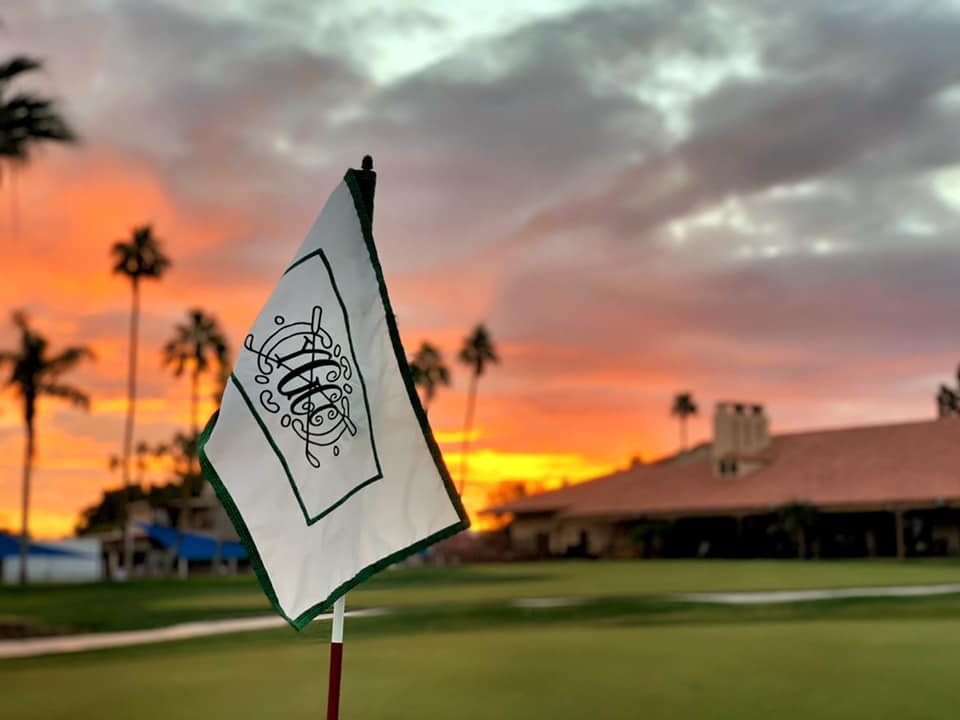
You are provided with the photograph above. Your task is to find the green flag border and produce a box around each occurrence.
[198,168,471,631]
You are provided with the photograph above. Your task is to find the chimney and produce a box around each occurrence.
[712,402,770,477]
[752,404,769,452]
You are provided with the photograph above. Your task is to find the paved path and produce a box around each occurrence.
[6,583,960,660]
[0,609,383,660]
[671,582,960,605]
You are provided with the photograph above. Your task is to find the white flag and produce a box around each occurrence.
[199,168,469,629]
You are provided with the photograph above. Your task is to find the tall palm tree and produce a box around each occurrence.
[670,392,698,452]
[0,311,93,584]
[0,56,77,235]
[409,342,451,415]
[111,225,170,576]
[457,325,499,495]
[162,309,229,533]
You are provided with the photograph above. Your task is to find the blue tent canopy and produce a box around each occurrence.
[139,524,247,560]
[0,532,85,558]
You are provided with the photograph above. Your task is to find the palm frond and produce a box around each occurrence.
[0,56,43,85]
[0,94,77,160]
[162,342,188,377]
[163,309,229,378]
[411,341,453,397]
[39,382,90,410]
[111,225,171,280]
[435,365,451,385]
[671,392,698,417]
[44,345,95,376]
[0,57,78,163]
[459,324,499,377]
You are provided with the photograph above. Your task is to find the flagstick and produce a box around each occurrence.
[325,156,375,720]
[326,595,346,720]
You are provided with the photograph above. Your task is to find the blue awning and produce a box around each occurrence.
[0,532,85,558]
[139,524,247,561]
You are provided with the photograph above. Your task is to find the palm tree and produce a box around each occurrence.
[111,225,170,576]
[0,56,77,234]
[162,309,229,534]
[937,385,958,418]
[936,363,960,418]
[457,325,499,495]
[0,56,76,163]
[0,311,93,584]
[670,392,698,451]
[409,342,451,415]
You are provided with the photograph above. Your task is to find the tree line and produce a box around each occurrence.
[2,220,232,582]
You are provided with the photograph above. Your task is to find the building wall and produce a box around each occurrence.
[510,517,618,558]
[508,516,556,557]
[508,507,960,560]
[553,520,616,556]
[2,539,104,584]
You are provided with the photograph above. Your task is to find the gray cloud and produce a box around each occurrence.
[502,3,960,255]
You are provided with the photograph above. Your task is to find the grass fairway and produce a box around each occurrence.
[3,558,960,634]
[5,561,960,718]
[5,610,960,719]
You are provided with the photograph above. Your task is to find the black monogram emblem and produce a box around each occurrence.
[244,306,356,466]
[233,248,382,524]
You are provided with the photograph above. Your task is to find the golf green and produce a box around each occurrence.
[4,614,959,719]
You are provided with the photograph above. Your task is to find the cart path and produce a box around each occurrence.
[0,608,385,660]
[507,582,960,610]
[671,582,960,604]
[5,582,960,660]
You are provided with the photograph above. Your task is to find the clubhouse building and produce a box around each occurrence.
[487,404,960,559]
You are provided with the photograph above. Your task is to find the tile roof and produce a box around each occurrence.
[489,417,960,518]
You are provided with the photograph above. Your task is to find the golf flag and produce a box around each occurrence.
[199,166,469,629]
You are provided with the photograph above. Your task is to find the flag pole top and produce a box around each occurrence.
[354,155,376,219]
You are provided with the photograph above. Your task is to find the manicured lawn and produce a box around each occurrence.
[3,558,960,634]
[5,606,960,719]
[5,561,960,718]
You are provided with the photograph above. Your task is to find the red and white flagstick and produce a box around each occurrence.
[326,595,346,720]
[325,156,374,720]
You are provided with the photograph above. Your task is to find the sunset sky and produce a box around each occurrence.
[3,1,960,537]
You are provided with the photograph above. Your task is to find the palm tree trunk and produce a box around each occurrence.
[19,409,35,585]
[680,416,687,451]
[458,373,479,495]
[120,280,140,578]
[179,368,200,532]
[190,368,199,474]
[9,162,20,242]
